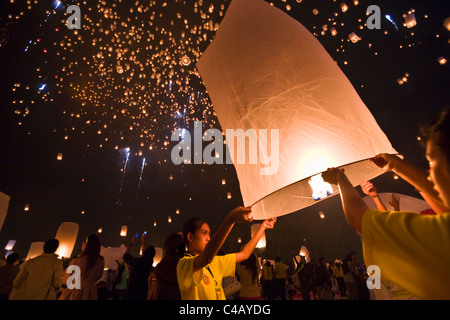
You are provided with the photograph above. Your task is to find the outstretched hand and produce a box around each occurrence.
[261,217,277,230]
[227,206,253,224]
[322,167,345,185]
[360,181,378,197]
[370,154,401,172]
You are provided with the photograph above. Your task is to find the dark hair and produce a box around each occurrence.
[241,254,258,284]
[143,245,156,260]
[82,234,102,270]
[164,233,185,258]
[6,252,19,264]
[422,108,450,162]
[43,239,60,254]
[182,217,207,246]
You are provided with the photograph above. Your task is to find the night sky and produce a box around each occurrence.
[0,0,449,265]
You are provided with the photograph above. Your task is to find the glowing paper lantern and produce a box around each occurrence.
[348,32,361,43]
[24,204,30,211]
[120,225,128,237]
[404,13,417,28]
[197,0,398,219]
[57,153,63,160]
[153,247,163,267]
[55,222,79,259]
[251,224,266,248]
[100,244,127,270]
[340,2,348,12]
[0,191,10,231]
[26,242,45,260]
[5,240,16,251]
[438,57,447,65]
[299,246,309,257]
[318,211,325,219]
[444,17,450,31]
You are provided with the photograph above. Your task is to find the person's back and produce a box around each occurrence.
[11,239,63,300]
[0,253,20,300]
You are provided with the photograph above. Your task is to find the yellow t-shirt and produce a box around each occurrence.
[177,253,236,300]
[362,209,450,300]
[274,262,287,279]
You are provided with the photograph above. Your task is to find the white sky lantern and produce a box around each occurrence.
[251,224,266,248]
[444,17,450,31]
[197,0,398,220]
[299,246,309,257]
[55,222,79,259]
[153,247,163,267]
[404,13,417,28]
[120,225,128,237]
[26,242,45,260]
[5,240,16,251]
[438,56,447,65]
[348,32,361,43]
[0,191,10,232]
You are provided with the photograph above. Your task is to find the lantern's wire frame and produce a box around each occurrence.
[248,153,402,213]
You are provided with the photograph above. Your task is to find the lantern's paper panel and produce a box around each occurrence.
[363,193,431,214]
[0,191,10,232]
[197,0,398,219]
[101,244,127,270]
[55,222,79,258]
[26,242,45,260]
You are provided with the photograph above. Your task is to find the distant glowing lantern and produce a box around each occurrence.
[227,192,232,199]
[348,32,361,43]
[237,237,242,243]
[404,13,417,28]
[438,57,447,65]
[176,209,180,214]
[57,153,63,160]
[181,55,191,66]
[330,27,337,36]
[153,247,163,266]
[222,178,226,185]
[444,17,450,31]
[24,204,30,211]
[55,222,79,259]
[26,242,45,260]
[197,0,398,219]
[98,227,103,233]
[168,215,172,223]
[299,246,309,257]
[312,8,319,15]
[251,224,266,248]
[5,240,16,251]
[120,225,127,237]
[319,211,325,219]
[340,3,348,12]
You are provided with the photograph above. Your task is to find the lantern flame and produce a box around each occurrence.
[309,173,333,200]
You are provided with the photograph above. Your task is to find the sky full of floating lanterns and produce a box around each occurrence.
[3,0,449,239]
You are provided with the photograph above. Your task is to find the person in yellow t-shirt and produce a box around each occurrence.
[322,108,450,300]
[177,206,276,300]
[274,256,287,300]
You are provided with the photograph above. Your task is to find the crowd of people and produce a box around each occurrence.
[0,234,368,301]
[1,108,450,300]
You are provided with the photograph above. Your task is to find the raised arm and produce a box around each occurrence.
[235,218,277,264]
[193,206,253,272]
[360,181,387,211]
[371,154,448,213]
[323,168,368,234]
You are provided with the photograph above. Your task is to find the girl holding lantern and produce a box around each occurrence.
[176,206,276,300]
[322,108,450,300]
